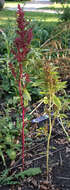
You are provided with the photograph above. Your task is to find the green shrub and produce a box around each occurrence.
[61,6,70,21]
[51,0,68,3]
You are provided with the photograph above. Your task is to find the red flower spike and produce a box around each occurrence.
[8,5,32,169]
[11,4,32,63]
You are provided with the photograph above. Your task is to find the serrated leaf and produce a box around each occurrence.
[16,168,41,179]
[53,95,61,109]
[24,88,31,101]
[24,88,31,107]
[24,99,28,107]
[13,96,19,104]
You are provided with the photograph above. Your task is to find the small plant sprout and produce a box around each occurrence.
[36,61,70,180]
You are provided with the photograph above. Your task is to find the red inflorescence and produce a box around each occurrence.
[12,4,33,63]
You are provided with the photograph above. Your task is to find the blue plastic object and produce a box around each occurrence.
[32,115,49,123]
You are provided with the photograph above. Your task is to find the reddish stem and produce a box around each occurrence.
[22,106,24,168]
[19,79,25,169]
[19,63,25,169]
[19,63,23,78]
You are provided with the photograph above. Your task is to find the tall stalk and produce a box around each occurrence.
[46,93,52,180]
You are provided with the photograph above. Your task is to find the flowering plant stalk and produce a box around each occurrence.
[9,4,32,168]
[34,60,70,180]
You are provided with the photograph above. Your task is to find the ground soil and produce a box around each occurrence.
[0,113,70,190]
[0,88,70,190]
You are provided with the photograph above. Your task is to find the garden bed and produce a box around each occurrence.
[0,3,70,190]
[0,100,70,190]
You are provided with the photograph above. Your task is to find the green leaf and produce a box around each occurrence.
[2,83,10,91]
[24,99,28,107]
[0,149,6,166]
[16,168,41,179]
[8,98,13,105]
[43,96,48,104]
[53,95,61,109]
[24,88,31,107]
[24,88,31,101]
[59,113,68,119]
[7,149,16,160]
[13,96,20,104]
[40,91,46,95]
[24,128,28,135]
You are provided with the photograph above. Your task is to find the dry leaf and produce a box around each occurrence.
[18,187,22,190]
[40,181,52,190]
[31,179,37,187]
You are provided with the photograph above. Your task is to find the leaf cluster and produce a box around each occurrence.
[0,168,41,185]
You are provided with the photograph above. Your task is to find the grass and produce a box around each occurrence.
[0,1,60,48]
[4,1,28,8]
[0,1,59,28]
[0,8,59,28]
[0,9,16,27]
[38,3,70,10]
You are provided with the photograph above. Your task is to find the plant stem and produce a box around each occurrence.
[19,76,24,169]
[46,94,52,180]
[59,117,70,140]
[29,100,43,115]
[46,115,52,180]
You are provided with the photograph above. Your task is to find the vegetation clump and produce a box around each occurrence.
[0,2,70,188]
